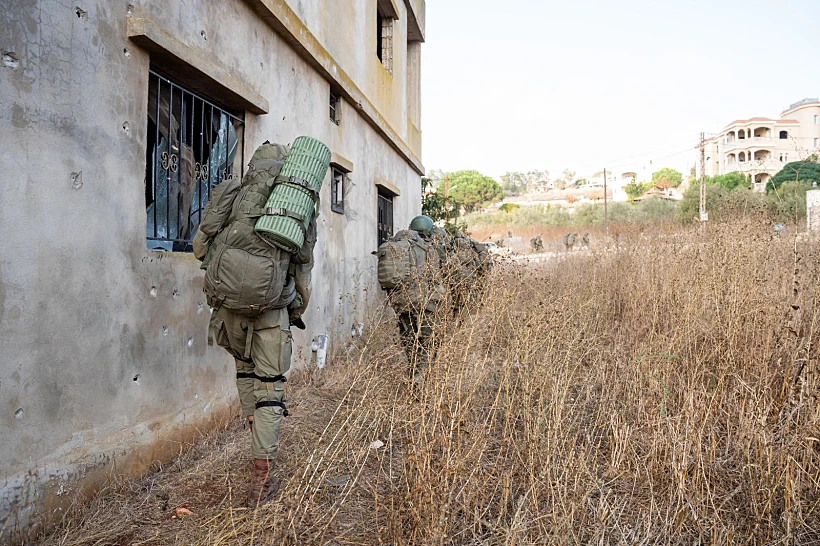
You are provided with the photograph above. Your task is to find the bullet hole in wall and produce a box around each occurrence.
[172,289,180,300]
[71,171,83,190]
[149,287,157,297]
[200,29,207,40]
[126,4,134,17]
[133,374,140,383]
[14,408,24,419]
[196,302,205,314]
[162,326,169,336]
[3,52,19,69]
[187,338,193,348]
[122,121,130,134]
[75,6,87,21]
[123,48,131,58]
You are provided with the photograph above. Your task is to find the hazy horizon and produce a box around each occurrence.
[421,0,820,181]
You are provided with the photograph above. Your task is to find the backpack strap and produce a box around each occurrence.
[243,318,255,360]
[264,207,309,236]
[273,175,319,200]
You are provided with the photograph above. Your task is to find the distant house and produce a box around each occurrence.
[700,98,820,190]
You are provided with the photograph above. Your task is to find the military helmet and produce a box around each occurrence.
[431,226,448,238]
[409,215,435,237]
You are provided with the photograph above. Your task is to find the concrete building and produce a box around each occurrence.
[701,98,820,190]
[0,0,425,537]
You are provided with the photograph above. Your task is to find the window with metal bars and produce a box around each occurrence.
[145,70,245,252]
[377,189,394,245]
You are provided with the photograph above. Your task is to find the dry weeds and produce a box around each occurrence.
[29,221,820,545]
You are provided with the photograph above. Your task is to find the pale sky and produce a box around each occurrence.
[421,0,820,180]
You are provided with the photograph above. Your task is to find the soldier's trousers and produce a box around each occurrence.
[397,304,438,380]
[208,306,291,462]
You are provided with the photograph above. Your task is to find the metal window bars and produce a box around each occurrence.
[145,70,245,252]
[377,191,394,245]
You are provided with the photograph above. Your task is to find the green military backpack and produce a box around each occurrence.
[199,143,299,317]
[377,229,428,291]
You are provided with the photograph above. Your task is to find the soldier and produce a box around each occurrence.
[378,215,445,383]
[194,143,318,507]
[563,232,576,252]
[530,235,544,252]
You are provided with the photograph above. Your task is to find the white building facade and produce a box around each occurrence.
[703,98,820,190]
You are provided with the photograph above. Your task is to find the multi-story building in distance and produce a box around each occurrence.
[701,98,820,190]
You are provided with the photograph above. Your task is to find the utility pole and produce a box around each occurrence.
[699,132,707,224]
[603,168,609,239]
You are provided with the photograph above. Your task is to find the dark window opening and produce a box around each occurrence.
[145,70,244,252]
[329,90,340,125]
[376,8,393,74]
[780,130,789,139]
[377,189,394,245]
[376,11,384,62]
[331,167,345,214]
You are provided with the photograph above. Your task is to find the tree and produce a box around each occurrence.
[421,177,458,224]
[437,170,503,212]
[499,203,521,213]
[771,180,812,224]
[499,172,527,195]
[767,159,820,192]
[651,167,683,189]
[624,177,651,201]
[555,169,576,190]
[708,172,750,190]
[500,170,550,195]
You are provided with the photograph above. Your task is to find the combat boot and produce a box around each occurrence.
[247,458,280,508]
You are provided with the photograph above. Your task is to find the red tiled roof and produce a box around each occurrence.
[724,117,775,128]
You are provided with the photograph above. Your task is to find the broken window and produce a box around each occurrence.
[377,189,394,245]
[331,167,346,214]
[145,70,245,252]
[329,89,341,125]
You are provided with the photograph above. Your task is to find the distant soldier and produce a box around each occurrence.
[563,232,576,252]
[530,235,544,252]
[581,232,590,249]
[450,231,481,310]
[376,215,446,383]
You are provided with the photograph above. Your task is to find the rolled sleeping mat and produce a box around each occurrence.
[255,136,331,252]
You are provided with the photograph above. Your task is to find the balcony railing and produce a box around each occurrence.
[725,159,780,173]
[722,137,773,150]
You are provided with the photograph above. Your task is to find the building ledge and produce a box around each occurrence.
[243,0,424,175]
[376,177,402,196]
[127,18,269,115]
[330,152,354,173]
[404,0,426,42]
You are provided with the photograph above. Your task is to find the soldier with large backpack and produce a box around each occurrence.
[376,215,446,383]
[193,142,320,507]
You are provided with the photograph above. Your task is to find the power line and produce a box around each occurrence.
[572,142,699,171]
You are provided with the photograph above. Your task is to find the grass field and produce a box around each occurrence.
[30,221,820,545]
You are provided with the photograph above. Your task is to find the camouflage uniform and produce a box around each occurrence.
[392,217,446,382]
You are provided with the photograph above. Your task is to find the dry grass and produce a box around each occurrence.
[29,221,820,545]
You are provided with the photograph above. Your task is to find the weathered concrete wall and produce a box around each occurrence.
[0,0,423,538]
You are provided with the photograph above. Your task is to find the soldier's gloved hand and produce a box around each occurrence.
[290,317,306,330]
